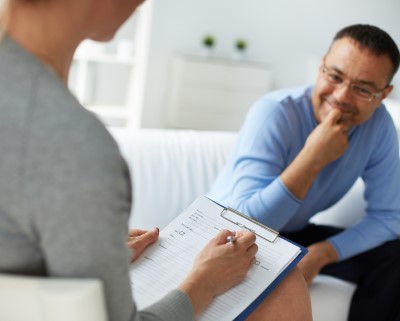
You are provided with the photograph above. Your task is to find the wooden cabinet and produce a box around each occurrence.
[166,56,272,131]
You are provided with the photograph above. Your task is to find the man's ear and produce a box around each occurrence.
[380,85,394,102]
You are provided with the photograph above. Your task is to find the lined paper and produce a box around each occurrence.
[130,196,302,321]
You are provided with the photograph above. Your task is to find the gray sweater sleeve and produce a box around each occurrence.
[135,290,194,321]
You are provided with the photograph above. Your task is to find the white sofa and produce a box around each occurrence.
[109,98,400,321]
[0,273,107,321]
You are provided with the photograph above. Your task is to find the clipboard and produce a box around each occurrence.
[209,197,307,320]
[130,196,308,321]
[220,206,279,243]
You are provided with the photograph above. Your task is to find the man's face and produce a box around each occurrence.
[311,37,393,128]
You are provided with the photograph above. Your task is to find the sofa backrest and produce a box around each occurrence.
[110,128,237,229]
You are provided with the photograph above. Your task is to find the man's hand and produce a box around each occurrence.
[304,108,350,168]
[281,108,350,200]
[298,241,338,284]
[126,228,159,262]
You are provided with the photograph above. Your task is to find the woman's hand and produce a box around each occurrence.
[126,228,159,262]
[179,229,258,314]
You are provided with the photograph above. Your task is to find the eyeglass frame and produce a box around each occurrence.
[321,59,390,102]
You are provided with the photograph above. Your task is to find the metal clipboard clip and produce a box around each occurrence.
[220,207,279,243]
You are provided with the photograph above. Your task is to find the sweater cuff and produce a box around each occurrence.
[141,289,194,320]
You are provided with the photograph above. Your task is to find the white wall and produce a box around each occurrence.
[140,0,400,128]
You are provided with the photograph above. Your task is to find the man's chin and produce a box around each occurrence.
[339,111,356,125]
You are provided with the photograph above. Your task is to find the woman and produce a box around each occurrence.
[0,0,312,320]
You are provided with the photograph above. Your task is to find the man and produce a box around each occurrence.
[209,24,400,321]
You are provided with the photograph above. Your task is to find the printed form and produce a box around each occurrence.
[130,196,304,321]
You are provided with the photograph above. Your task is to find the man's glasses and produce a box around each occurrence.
[321,63,388,102]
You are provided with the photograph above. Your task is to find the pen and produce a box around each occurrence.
[226,235,236,243]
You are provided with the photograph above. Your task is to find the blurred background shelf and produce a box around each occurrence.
[166,55,273,131]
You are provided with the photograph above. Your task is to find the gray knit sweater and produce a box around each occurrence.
[0,36,193,321]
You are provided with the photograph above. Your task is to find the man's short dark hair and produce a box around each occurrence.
[333,24,400,82]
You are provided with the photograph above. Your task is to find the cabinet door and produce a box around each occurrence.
[166,56,272,131]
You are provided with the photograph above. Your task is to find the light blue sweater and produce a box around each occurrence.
[209,86,400,260]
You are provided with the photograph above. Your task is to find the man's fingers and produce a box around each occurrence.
[324,108,343,125]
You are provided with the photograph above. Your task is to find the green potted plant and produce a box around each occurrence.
[203,35,215,49]
[235,39,247,51]
[234,38,247,62]
[202,35,215,57]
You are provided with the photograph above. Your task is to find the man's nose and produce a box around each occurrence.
[332,82,353,104]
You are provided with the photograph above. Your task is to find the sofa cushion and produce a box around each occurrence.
[310,275,356,321]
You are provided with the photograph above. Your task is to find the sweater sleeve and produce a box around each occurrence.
[229,99,303,230]
[328,110,400,260]
[136,290,193,321]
